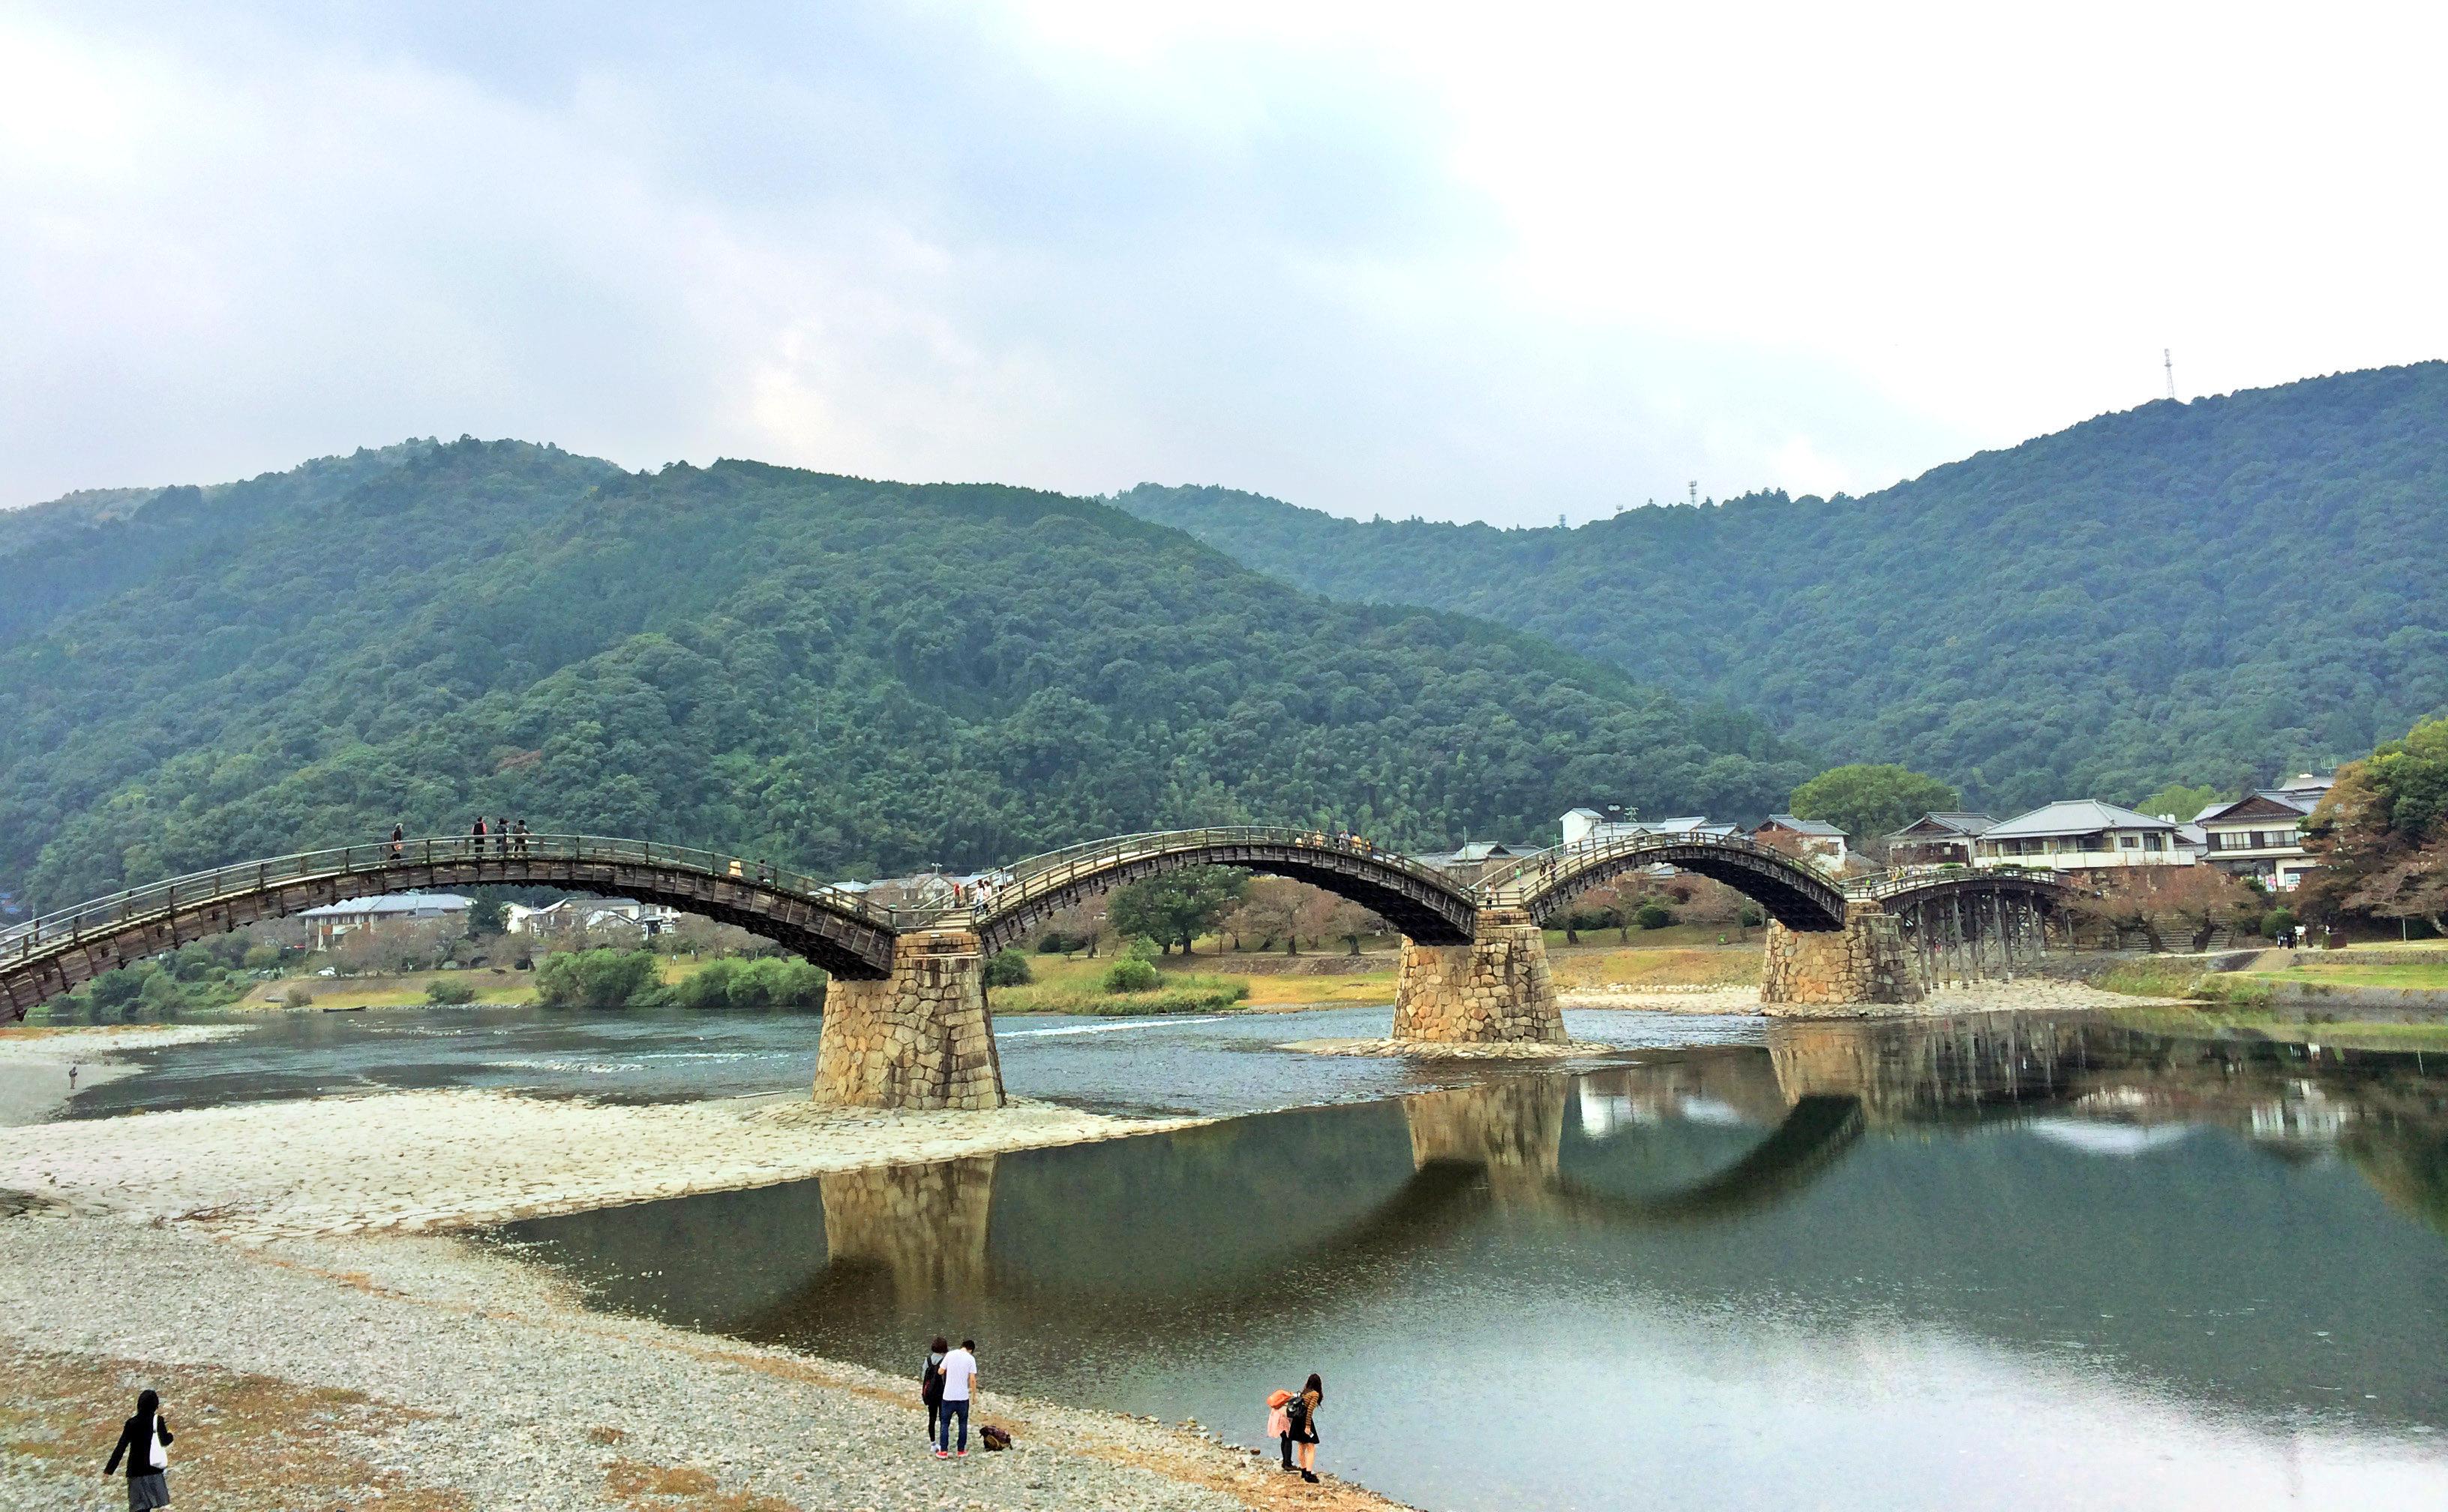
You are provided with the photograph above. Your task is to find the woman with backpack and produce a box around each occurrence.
[1287,1372,1324,1483]
[101,1388,173,1509]
[920,1335,949,1444]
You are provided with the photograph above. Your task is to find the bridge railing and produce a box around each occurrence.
[972,825,1458,922]
[1475,830,1830,902]
[1847,862,2063,901]
[0,833,909,974]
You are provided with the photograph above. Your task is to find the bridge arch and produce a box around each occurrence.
[0,834,903,1018]
[1478,833,1850,932]
[967,826,1478,953]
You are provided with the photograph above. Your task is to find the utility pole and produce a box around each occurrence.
[2164,349,2176,400]
[1688,480,1698,507]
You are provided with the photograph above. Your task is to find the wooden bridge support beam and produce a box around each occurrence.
[1759,907,1924,1012]
[812,930,1004,1111]
[1391,907,1565,1044]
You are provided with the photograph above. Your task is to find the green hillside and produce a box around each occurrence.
[0,440,1808,909]
[1118,364,2448,811]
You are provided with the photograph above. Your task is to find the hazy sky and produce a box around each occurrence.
[5,2,2443,524]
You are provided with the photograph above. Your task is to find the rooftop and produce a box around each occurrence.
[1983,800,2179,841]
[1762,814,1847,838]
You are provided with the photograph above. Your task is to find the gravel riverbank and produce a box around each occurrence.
[0,1024,250,1126]
[2,1084,1208,1240]
[0,1215,1405,1511]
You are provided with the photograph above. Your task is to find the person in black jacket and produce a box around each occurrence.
[102,1388,172,1509]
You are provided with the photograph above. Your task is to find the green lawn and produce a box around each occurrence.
[2258,961,2448,990]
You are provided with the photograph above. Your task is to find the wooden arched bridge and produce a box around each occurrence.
[2,826,2075,1111]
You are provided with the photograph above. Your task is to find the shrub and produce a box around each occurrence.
[242,944,286,970]
[2264,908,2297,939]
[1032,930,1086,955]
[1634,902,1676,930]
[284,984,316,1008]
[1738,904,1766,927]
[533,949,667,1009]
[672,956,826,1009]
[86,966,148,1010]
[982,951,1034,987]
[1124,935,1162,962]
[1101,957,1162,993]
[424,978,478,1005]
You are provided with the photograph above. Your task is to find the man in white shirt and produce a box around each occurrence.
[934,1340,979,1458]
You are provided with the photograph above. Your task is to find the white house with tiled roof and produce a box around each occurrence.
[2194,783,2325,890]
[1973,801,2193,873]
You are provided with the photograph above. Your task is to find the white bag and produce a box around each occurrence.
[148,1418,167,1471]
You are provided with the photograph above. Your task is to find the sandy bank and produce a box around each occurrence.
[1282,1037,1618,1060]
[2,1088,1205,1240]
[0,1023,252,1127]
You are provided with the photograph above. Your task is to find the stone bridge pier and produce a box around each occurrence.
[1391,907,1565,1044]
[813,930,1005,1110]
[1757,907,1923,1012]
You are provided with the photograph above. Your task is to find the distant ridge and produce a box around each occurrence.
[0,441,1807,908]
[1118,363,2448,809]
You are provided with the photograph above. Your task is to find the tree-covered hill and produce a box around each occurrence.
[0,441,1808,908]
[1118,364,2448,812]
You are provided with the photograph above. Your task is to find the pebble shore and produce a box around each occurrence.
[0,1036,1409,1511]
[2,1086,1208,1240]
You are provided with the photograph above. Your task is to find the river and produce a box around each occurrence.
[57,1003,2448,1509]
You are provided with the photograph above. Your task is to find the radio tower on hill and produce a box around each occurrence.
[2164,349,2176,400]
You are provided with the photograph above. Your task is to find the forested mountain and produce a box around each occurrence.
[1118,364,2448,812]
[0,441,1808,909]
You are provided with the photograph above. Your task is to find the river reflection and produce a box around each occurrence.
[500,1014,2448,1510]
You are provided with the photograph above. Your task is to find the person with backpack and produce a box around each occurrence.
[1286,1372,1324,1483]
[102,1387,173,1509]
[920,1335,949,1444]
[934,1338,978,1459]
[1265,1387,1295,1469]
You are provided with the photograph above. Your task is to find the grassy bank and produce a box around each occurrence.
[2104,1003,2448,1052]
[1550,945,1761,990]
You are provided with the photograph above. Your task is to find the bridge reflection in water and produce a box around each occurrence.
[501,1016,2448,1508]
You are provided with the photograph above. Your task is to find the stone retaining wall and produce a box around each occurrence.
[812,931,1005,1110]
[1390,908,1565,1043]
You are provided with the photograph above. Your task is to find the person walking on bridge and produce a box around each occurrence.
[514,819,530,856]
[496,818,511,857]
[471,818,488,854]
[389,824,404,860]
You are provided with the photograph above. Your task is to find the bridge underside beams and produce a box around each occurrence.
[976,845,1475,954]
[1,860,896,1016]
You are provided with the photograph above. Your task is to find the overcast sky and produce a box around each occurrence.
[5,2,2444,524]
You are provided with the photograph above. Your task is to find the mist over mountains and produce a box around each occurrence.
[1120,364,2448,811]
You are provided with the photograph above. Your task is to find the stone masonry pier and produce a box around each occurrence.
[1757,908,1923,1013]
[812,930,1005,1110]
[1391,906,1566,1044]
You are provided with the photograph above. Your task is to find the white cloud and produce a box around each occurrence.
[2,2,2442,524]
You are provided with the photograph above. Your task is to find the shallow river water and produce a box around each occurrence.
[484,1010,2448,1512]
[62,1003,2448,1509]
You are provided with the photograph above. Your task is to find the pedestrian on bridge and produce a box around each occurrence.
[496,818,512,856]
[514,819,530,856]
[471,818,488,852]
[389,824,404,860]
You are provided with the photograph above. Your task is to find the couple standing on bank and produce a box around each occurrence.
[920,1336,979,1457]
